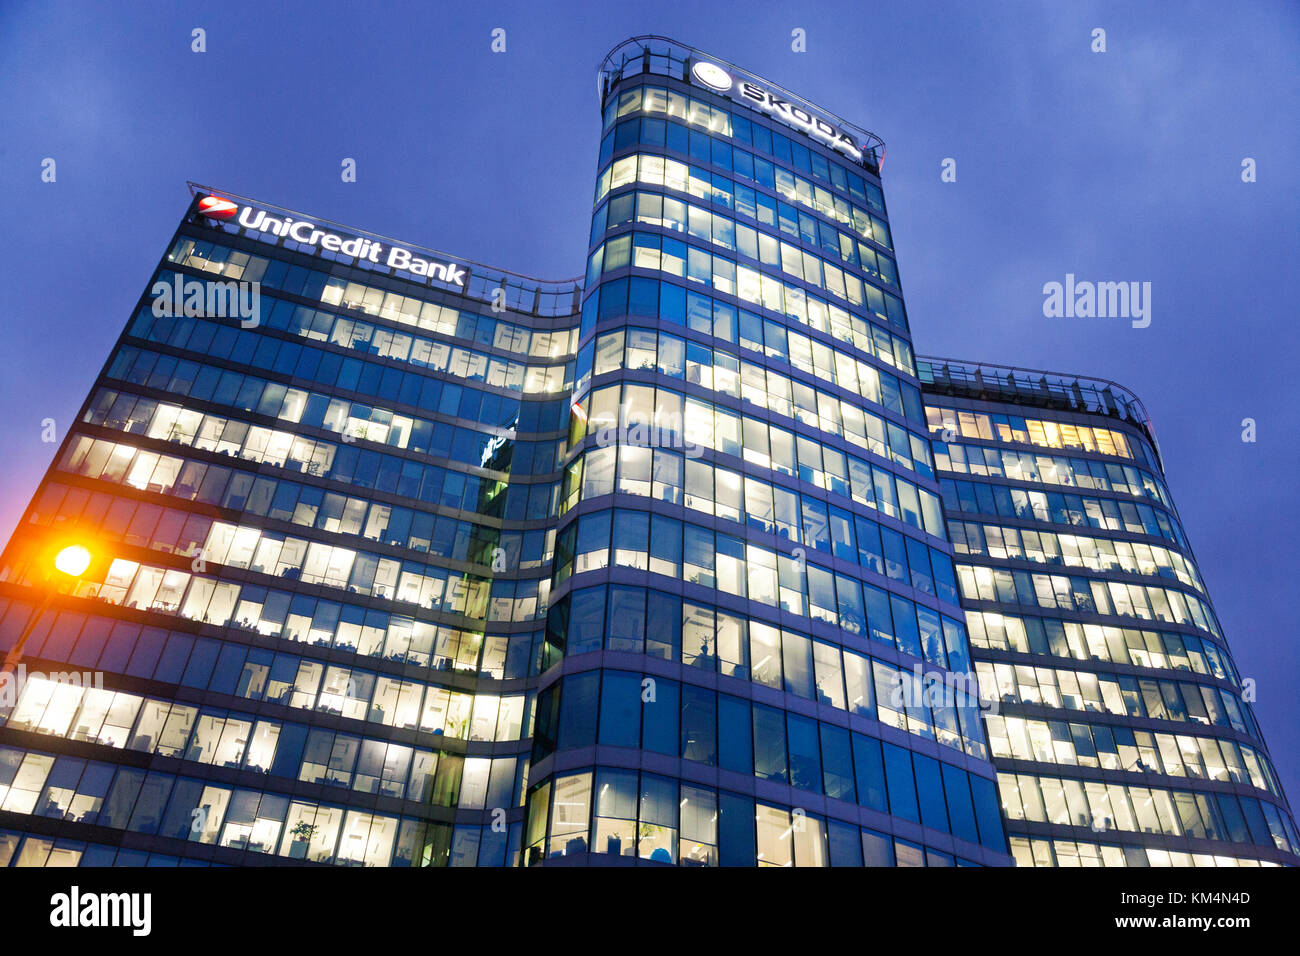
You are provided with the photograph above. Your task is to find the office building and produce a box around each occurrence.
[921,358,1300,866]
[0,35,1290,867]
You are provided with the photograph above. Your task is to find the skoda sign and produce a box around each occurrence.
[689,60,861,162]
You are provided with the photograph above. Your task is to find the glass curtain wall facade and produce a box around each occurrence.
[523,37,1010,867]
[0,190,581,868]
[1,35,1292,869]
[920,358,1300,867]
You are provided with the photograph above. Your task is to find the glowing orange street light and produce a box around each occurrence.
[1,544,94,679]
[54,544,92,578]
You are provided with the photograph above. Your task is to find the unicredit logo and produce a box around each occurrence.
[197,195,238,220]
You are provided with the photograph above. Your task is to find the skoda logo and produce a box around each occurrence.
[691,61,732,92]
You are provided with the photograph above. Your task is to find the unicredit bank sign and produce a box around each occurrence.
[689,60,862,162]
[196,195,467,288]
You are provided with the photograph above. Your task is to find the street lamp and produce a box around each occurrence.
[53,544,92,578]
[0,544,94,679]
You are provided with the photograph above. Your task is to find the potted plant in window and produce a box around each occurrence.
[288,821,317,860]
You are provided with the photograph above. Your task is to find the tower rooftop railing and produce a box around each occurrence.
[597,35,885,174]
[917,355,1161,467]
[186,183,584,318]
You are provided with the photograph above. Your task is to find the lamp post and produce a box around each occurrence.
[0,544,93,680]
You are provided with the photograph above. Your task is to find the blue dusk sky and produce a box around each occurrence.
[1,1,1297,799]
